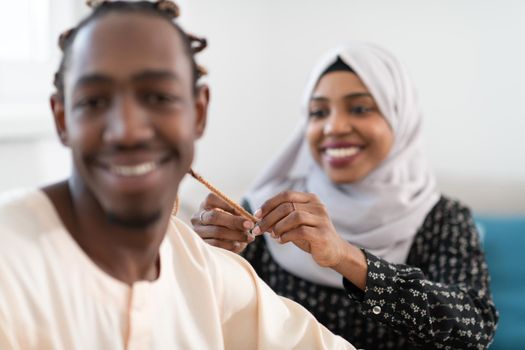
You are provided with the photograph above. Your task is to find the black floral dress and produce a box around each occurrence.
[242,196,498,349]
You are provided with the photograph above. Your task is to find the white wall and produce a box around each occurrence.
[178,0,525,216]
[1,0,524,216]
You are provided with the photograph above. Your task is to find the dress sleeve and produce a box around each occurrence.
[342,203,498,349]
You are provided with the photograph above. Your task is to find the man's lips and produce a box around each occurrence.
[108,161,159,177]
[93,152,173,178]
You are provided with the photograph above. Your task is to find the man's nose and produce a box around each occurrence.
[103,93,154,146]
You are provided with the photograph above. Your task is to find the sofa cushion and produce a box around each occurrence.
[476,217,525,349]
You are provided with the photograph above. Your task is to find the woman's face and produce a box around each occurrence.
[306,71,394,184]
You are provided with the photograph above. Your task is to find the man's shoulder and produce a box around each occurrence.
[0,187,43,225]
[167,216,250,269]
[0,188,51,253]
[167,216,212,258]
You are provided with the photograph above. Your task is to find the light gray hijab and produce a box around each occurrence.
[244,42,439,289]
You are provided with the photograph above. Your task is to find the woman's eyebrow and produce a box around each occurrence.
[310,92,372,103]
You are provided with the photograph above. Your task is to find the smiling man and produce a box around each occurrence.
[0,1,355,349]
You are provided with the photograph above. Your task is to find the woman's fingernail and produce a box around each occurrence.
[243,220,254,230]
[233,242,240,249]
[252,226,261,235]
[254,209,262,218]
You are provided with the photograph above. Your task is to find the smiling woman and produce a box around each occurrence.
[306,60,394,184]
[192,42,499,349]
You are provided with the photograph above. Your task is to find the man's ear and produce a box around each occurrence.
[50,94,68,146]
[194,84,209,139]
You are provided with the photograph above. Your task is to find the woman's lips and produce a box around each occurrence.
[322,146,362,168]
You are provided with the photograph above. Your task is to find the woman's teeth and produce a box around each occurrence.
[325,147,360,158]
[110,162,157,177]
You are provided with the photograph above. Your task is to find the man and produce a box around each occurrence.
[0,1,355,349]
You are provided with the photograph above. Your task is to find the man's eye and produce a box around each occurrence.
[143,92,178,106]
[75,97,109,110]
[308,109,329,119]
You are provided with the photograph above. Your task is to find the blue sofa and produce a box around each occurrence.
[476,216,525,349]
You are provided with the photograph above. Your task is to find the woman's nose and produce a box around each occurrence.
[323,111,353,136]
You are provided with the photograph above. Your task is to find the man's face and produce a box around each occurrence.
[52,13,208,227]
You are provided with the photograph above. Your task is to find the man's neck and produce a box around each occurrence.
[43,180,170,285]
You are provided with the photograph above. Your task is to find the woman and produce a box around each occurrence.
[192,42,498,349]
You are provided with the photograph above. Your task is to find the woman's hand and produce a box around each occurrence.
[191,193,255,254]
[251,191,351,268]
[251,190,367,289]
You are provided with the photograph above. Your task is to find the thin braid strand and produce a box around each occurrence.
[188,169,258,223]
[171,195,180,216]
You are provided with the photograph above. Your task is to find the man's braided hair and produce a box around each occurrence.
[53,0,207,99]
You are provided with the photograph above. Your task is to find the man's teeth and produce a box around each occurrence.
[325,147,360,158]
[110,162,157,177]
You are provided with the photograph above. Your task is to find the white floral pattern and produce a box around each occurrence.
[242,196,498,349]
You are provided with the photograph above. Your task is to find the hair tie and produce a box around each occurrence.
[156,0,180,19]
[58,28,74,51]
[187,33,207,54]
[86,0,108,8]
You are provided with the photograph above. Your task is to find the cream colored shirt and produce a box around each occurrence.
[0,189,355,350]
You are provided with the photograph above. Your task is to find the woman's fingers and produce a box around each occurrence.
[199,192,254,230]
[277,225,314,249]
[250,191,344,267]
[254,191,312,219]
[201,192,236,213]
[191,192,255,252]
[252,201,295,236]
[272,210,318,237]
[252,191,323,235]
[202,208,250,230]
[196,221,253,242]
[191,207,253,233]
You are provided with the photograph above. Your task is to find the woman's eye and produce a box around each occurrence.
[350,105,372,115]
[308,109,329,119]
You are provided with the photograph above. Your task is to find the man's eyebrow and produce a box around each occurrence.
[131,70,180,82]
[73,70,180,91]
[73,74,113,91]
